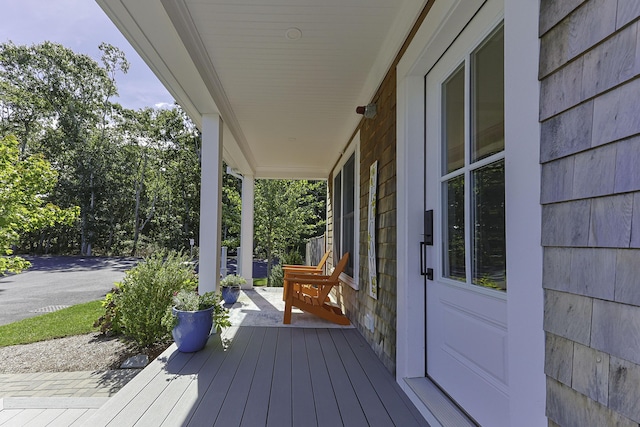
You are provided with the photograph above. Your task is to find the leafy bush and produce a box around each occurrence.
[282,250,303,265]
[268,263,284,287]
[98,250,197,347]
[94,283,123,335]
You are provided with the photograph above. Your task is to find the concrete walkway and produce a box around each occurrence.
[0,370,139,399]
[0,371,139,426]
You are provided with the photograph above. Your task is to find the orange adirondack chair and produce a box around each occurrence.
[282,251,330,301]
[283,253,350,326]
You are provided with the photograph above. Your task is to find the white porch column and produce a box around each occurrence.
[240,174,254,288]
[198,114,224,294]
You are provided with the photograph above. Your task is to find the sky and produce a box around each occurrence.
[0,0,175,110]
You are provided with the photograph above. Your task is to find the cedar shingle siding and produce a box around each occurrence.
[330,4,431,374]
[540,0,640,424]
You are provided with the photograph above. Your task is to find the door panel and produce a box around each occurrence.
[424,2,508,425]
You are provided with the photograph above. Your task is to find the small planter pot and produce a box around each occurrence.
[172,306,213,352]
[221,285,241,305]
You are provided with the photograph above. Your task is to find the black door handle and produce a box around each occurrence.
[420,242,434,280]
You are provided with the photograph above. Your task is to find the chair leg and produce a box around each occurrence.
[283,299,293,324]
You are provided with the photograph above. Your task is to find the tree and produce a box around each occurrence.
[221,165,242,249]
[0,135,78,274]
[254,179,325,284]
[1,42,204,257]
[0,41,129,256]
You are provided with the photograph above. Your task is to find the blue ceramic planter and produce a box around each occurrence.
[221,286,241,304]
[172,306,213,352]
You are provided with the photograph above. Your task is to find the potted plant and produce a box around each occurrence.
[220,274,246,305]
[162,289,231,352]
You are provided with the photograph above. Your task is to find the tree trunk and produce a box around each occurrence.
[131,153,147,256]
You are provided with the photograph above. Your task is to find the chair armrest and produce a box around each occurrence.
[283,266,321,272]
[286,272,331,281]
[289,277,336,286]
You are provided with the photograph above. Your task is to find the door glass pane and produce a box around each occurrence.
[442,65,465,174]
[333,172,341,261]
[343,154,355,276]
[443,175,465,281]
[471,26,504,162]
[471,160,506,290]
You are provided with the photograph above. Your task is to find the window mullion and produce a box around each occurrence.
[464,54,472,285]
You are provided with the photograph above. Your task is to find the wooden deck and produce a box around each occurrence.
[86,326,428,426]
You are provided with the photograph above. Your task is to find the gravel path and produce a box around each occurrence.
[0,333,143,374]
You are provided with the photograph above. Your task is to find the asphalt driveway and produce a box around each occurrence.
[0,256,138,326]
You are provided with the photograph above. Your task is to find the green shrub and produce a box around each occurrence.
[268,263,284,287]
[105,250,197,347]
[94,283,123,335]
[282,250,303,265]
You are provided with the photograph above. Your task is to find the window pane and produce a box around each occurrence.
[472,160,506,291]
[471,26,504,162]
[442,65,465,174]
[342,154,355,276]
[443,175,465,281]
[333,172,341,261]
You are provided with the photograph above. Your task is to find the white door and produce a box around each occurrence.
[424,8,509,427]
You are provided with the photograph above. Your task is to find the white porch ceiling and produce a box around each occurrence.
[97,0,426,179]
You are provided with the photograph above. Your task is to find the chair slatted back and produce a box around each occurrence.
[317,252,349,302]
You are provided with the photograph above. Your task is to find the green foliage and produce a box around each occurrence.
[221,166,242,250]
[220,274,247,288]
[268,263,284,287]
[282,250,303,265]
[1,42,201,258]
[254,179,326,284]
[253,277,267,286]
[107,251,197,347]
[160,289,231,333]
[0,301,102,347]
[93,283,123,335]
[0,135,79,274]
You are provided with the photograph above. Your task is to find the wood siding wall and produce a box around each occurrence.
[330,2,432,374]
[540,1,640,425]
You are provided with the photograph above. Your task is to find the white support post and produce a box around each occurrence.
[198,114,224,294]
[240,174,254,288]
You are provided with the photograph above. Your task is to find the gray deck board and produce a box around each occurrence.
[23,407,65,426]
[0,408,44,426]
[188,326,254,425]
[330,329,395,427]
[105,346,193,425]
[240,327,278,427]
[304,329,343,426]
[214,327,266,426]
[47,409,92,427]
[345,330,430,427]
[136,334,224,425]
[159,331,232,426]
[317,328,369,427]
[267,328,293,427]
[85,326,428,426]
[292,328,318,427]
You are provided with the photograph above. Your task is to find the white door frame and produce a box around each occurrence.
[396,0,545,424]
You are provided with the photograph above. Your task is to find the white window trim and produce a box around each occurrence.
[332,133,360,290]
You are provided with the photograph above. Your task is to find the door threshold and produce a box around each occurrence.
[404,377,477,427]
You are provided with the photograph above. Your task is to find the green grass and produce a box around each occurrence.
[0,300,103,347]
[253,277,267,286]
